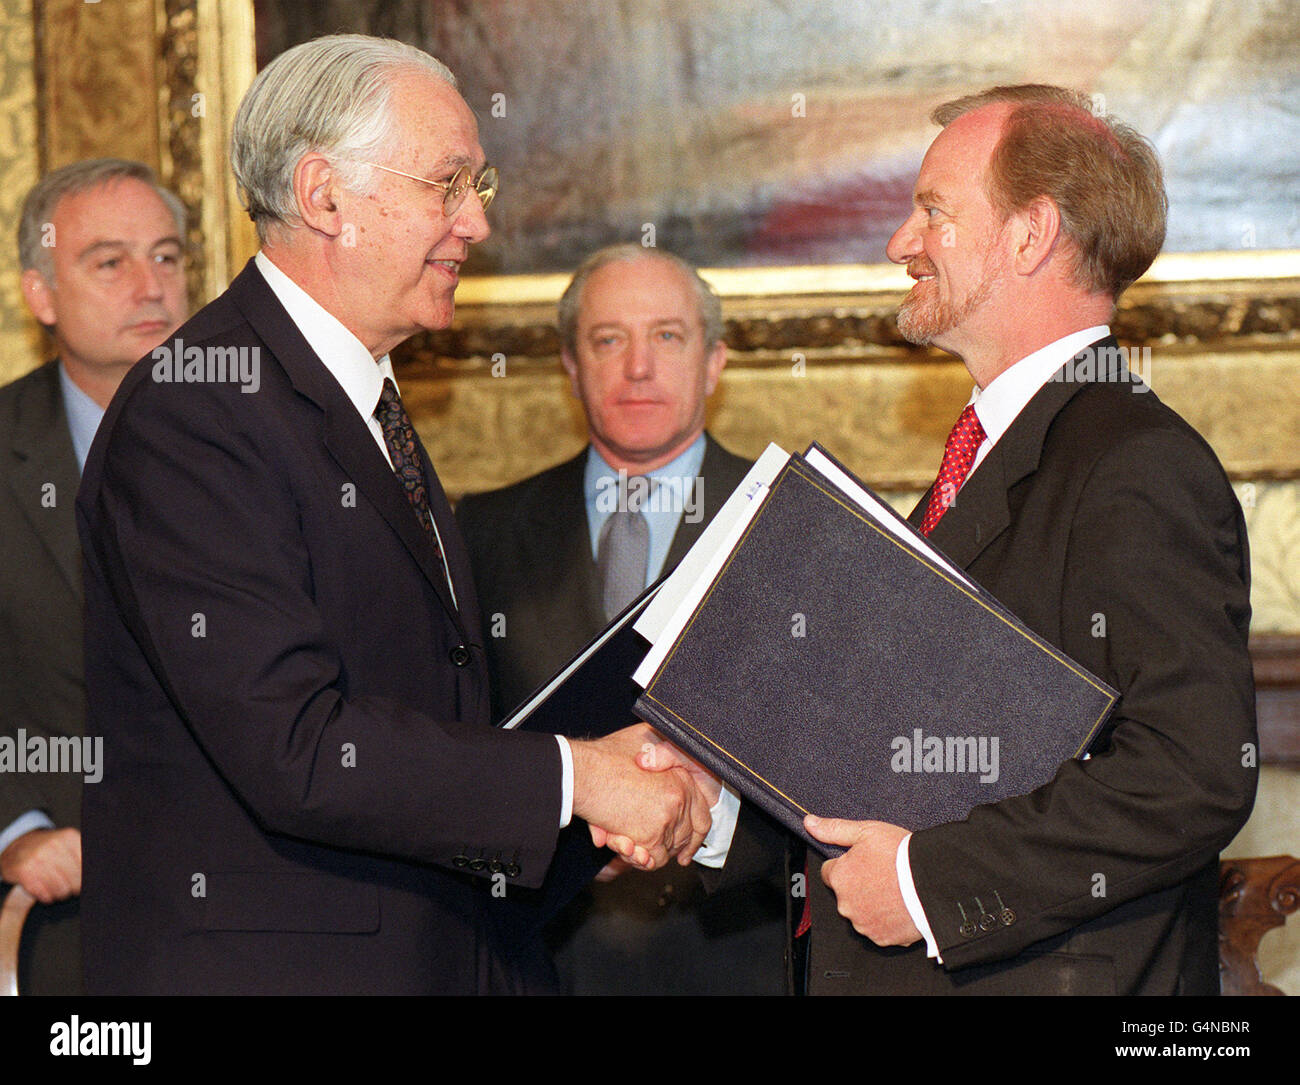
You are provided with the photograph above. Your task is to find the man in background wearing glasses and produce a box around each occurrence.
[76,33,715,995]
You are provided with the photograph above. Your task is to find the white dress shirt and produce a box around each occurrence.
[899,325,1110,960]
[252,253,593,823]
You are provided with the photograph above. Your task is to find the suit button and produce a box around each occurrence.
[468,857,486,871]
[488,858,503,874]
[452,854,469,868]
[505,862,521,878]
[959,922,976,938]
[449,645,471,666]
[1000,909,1016,926]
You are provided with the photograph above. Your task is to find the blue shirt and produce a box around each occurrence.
[583,434,707,585]
[57,363,106,473]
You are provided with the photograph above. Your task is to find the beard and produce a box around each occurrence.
[896,251,1002,346]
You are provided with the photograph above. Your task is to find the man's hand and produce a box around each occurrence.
[571,724,711,871]
[634,729,722,806]
[804,815,920,947]
[0,827,82,904]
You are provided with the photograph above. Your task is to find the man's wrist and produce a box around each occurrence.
[897,833,942,962]
[0,810,56,861]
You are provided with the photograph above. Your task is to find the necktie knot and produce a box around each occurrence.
[919,404,986,537]
[375,378,405,434]
[622,473,655,514]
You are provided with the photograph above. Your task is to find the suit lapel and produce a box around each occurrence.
[542,452,606,632]
[6,363,82,598]
[918,339,1107,570]
[226,262,469,641]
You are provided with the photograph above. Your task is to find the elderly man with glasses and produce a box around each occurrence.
[76,34,714,995]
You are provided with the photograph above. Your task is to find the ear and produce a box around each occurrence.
[560,348,583,398]
[21,267,56,327]
[1011,195,1062,277]
[293,153,345,238]
[702,340,727,397]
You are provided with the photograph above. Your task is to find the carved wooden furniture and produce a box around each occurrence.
[0,884,35,996]
[1220,855,1300,995]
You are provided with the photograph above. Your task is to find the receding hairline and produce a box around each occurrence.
[574,252,711,331]
[578,250,696,300]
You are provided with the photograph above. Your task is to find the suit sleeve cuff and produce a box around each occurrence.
[898,832,942,962]
[692,784,740,868]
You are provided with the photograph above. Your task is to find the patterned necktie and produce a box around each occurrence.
[919,404,986,537]
[375,378,440,557]
[597,476,650,619]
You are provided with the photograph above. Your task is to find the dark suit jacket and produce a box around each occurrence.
[458,437,787,995]
[802,339,1256,995]
[457,437,751,721]
[77,261,565,994]
[0,360,84,994]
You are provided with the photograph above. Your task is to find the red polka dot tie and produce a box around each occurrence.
[919,404,986,537]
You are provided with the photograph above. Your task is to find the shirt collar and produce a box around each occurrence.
[583,432,708,507]
[57,362,105,474]
[969,326,1110,448]
[255,251,397,415]
[583,433,708,573]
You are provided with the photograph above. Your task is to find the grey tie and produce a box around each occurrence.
[597,477,650,619]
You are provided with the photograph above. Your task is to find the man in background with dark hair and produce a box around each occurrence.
[459,244,785,994]
[0,158,187,993]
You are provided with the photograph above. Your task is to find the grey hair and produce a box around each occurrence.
[18,158,186,278]
[230,34,457,243]
[557,244,725,356]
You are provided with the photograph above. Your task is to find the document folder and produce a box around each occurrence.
[632,444,1117,857]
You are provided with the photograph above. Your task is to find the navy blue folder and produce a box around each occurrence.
[633,448,1117,857]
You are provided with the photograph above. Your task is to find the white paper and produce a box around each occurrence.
[801,446,978,590]
[632,444,790,686]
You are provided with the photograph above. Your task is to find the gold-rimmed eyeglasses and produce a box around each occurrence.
[357,161,498,216]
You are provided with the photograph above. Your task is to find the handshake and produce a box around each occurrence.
[569,723,721,871]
